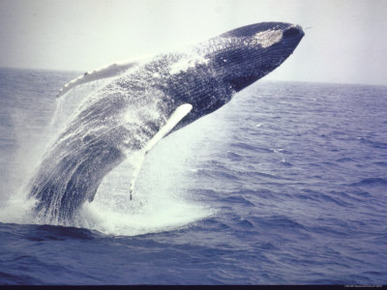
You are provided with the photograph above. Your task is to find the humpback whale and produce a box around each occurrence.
[29,22,304,224]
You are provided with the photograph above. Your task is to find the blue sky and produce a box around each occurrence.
[0,0,386,85]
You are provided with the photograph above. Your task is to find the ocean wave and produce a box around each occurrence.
[350,177,387,187]
[1,69,386,284]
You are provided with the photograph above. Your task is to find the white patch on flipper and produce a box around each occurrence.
[129,103,193,199]
[129,152,146,200]
[144,103,193,153]
[249,29,283,48]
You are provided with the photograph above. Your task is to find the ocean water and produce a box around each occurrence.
[0,67,386,285]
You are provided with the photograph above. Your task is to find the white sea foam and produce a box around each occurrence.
[72,98,236,236]
[77,123,215,236]
[0,190,37,224]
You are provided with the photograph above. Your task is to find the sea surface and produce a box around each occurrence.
[0,67,386,285]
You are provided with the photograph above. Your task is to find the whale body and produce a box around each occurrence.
[29,22,304,223]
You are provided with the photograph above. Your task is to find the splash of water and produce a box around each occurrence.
[1,76,215,235]
[75,123,216,236]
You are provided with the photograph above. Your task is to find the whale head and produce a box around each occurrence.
[207,22,304,92]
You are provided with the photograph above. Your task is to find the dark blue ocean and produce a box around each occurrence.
[0,67,386,285]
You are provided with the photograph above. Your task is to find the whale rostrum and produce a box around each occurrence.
[29,22,304,223]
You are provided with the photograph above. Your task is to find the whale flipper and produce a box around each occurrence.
[56,60,140,98]
[144,103,193,153]
[129,103,193,200]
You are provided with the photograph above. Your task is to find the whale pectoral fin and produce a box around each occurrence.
[57,60,140,98]
[129,103,193,200]
[144,103,193,154]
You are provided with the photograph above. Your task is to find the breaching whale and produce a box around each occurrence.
[28,22,304,224]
